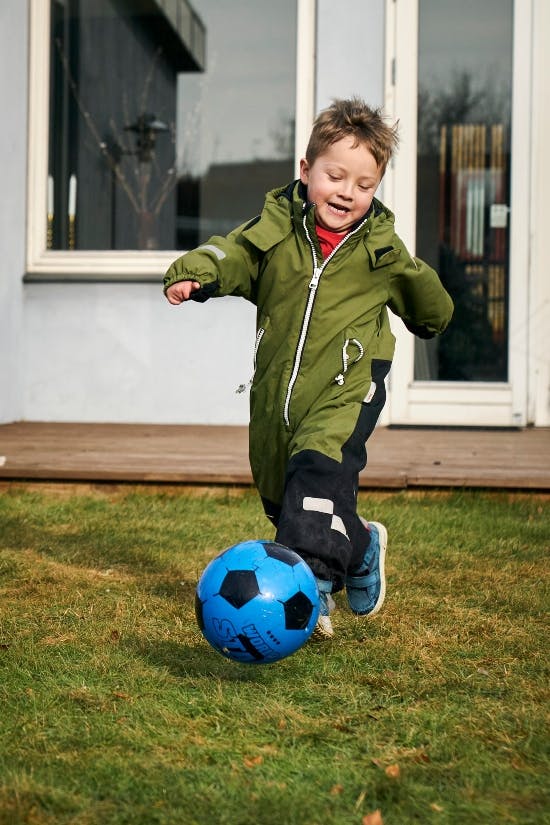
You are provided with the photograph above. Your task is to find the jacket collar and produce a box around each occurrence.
[242,180,395,252]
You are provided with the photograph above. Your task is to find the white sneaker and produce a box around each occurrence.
[311,581,335,640]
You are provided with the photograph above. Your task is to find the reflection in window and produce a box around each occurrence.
[48,0,296,251]
[415,0,513,382]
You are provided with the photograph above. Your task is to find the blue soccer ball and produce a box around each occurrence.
[195,540,320,664]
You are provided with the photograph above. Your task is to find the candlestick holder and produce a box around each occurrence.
[47,213,54,249]
[68,215,76,250]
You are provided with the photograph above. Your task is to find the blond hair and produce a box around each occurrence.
[305,97,399,174]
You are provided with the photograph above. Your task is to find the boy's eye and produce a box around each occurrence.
[328,174,341,181]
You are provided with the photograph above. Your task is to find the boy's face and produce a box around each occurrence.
[299,136,382,233]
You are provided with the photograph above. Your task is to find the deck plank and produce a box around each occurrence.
[0,422,549,490]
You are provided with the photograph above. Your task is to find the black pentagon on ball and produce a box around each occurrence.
[263,541,302,566]
[283,590,314,630]
[219,569,260,608]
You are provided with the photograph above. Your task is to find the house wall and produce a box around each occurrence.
[316,0,385,110]
[22,284,254,423]
[15,0,385,426]
[0,1,27,423]
[4,0,546,427]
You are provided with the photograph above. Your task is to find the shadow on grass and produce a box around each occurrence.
[124,635,274,682]
[124,637,327,684]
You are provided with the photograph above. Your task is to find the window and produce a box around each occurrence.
[27,0,314,279]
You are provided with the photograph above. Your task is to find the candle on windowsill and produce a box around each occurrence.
[47,174,54,250]
[68,174,77,250]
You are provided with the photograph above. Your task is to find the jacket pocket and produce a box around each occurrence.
[367,245,402,269]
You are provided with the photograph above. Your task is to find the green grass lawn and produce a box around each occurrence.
[0,484,548,825]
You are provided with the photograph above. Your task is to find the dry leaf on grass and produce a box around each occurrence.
[243,755,263,768]
[362,810,384,825]
[330,784,344,795]
[385,763,401,779]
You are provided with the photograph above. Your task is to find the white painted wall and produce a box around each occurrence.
[315,0,385,111]
[0,0,27,423]
[315,0,386,198]
[23,285,256,423]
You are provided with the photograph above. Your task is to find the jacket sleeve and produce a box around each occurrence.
[162,222,262,303]
[387,235,454,339]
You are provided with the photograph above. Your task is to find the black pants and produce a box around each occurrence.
[261,359,390,591]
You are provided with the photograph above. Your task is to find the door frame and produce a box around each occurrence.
[382,0,532,426]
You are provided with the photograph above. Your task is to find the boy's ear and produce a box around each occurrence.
[299,158,309,184]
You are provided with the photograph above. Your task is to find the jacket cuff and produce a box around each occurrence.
[190,281,219,302]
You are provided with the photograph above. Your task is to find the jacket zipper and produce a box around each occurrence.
[282,214,369,427]
[253,326,266,369]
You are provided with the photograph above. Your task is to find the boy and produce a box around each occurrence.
[164,98,453,639]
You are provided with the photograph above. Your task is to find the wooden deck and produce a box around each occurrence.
[0,421,549,490]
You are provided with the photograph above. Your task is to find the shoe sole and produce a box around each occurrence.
[311,617,334,640]
[310,624,334,642]
[351,519,387,618]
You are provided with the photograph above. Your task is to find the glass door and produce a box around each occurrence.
[415,0,512,383]
[384,0,531,426]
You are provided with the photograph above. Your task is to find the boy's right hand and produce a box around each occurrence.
[165,280,201,304]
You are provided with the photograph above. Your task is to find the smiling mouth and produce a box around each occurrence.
[327,202,350,215]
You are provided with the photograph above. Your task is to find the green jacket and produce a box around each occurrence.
[164,181,453,500]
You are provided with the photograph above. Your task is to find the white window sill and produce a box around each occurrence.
[24,250,179,282]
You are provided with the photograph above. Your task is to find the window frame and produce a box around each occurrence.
[26,0,316,282]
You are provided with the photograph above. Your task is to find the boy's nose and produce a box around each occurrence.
[338,181,354,200]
